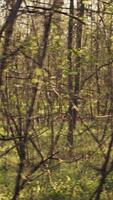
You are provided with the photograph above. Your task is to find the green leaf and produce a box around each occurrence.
[35,68,43,76]
[31,78,38,84]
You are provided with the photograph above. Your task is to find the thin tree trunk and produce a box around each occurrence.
[12,142,26,200]
[0,0,23,84]
[67,0,84,152]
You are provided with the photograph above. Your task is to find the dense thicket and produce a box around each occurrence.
[0,0,113,199]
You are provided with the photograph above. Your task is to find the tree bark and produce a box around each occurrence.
[67,0,84,152]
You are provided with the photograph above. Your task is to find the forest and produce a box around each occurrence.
[0,0,113,199]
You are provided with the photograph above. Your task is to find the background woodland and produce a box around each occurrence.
[0,0,113,199]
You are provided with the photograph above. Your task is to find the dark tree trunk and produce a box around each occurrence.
[67,0,84,153]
